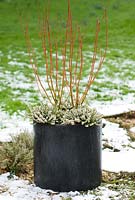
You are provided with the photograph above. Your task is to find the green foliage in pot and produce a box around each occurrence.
[25,0,108,126]
[30,103,102,127]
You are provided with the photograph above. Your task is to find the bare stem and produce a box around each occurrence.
[25,24,54,105]
[79,10,108,104]
[25,1,108,108]
[46,16,57,102]
[41,13,56,102]
[75,28,83,107]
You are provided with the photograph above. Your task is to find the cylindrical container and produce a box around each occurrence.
[34,123,102,192]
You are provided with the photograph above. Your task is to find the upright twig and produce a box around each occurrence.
[25,24,54,105]
[75,28,83,107]
[25,0,108,108]
[41,13,56,102]
[79,9,108,105]
[67,0,74,106]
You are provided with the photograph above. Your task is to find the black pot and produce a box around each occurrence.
[33,123,102,192]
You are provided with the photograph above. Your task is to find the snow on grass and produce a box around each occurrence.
[1,49,135,115]
[0,71,34,90]
[86,55,135,103]
[8,61,31,68]
[0,110,33,142]
[0,51,4,57]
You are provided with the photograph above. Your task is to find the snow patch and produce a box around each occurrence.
[102,120,130,151]
[8,61,31,68]
[93,102,135,117]
[102,150,135,172]
[130,127,135,133]
[0,173,129,200]
[0,111,33,142]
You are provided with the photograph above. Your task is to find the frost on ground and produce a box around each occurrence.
[0,173,134,200]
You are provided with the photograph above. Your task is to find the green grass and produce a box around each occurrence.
[1,0,135,50]
[0,0,135,113]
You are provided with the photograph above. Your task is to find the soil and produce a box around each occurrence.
[104,111,135,129]
[102,171,135,183]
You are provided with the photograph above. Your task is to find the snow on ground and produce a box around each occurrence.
[93,102,135,117]
[102,150,135,172]
[0,173,133,200]
[8,61,31,68]
[0,71,34,90]
[102,119,131,151]
[0,111,33,142]
[130,126,135,133]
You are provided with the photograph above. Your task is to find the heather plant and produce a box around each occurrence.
[25,0,108,125]
[30,103,102,126]
[0,132,33,175]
